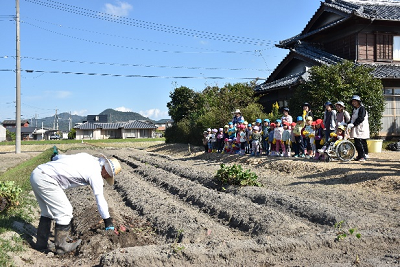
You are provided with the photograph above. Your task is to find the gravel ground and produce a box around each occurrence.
[1,143,399,266]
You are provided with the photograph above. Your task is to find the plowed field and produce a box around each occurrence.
[4,143,400,266]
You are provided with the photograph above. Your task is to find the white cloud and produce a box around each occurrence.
[72,110,88,116]
[37,90,71,99]
[139,109,169,120]
[103,1,133,17]
[115,106,132,112]
[54,91,72,99]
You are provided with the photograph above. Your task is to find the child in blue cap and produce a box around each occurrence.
[227,122,236,140]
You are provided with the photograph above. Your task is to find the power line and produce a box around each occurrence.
[0,68,267,80]
[23,16,257,53]
[22,21,258,54]
[1,55,271,72]
[23,0,275,46]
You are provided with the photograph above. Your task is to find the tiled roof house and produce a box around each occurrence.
[74,120,157,140]
[255,0,400,136]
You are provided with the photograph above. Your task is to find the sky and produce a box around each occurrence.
[0,0,322,122]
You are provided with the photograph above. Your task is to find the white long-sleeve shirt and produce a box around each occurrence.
[37,153,110,219]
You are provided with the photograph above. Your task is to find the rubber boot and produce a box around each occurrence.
[55,223,82,255]
[35,216,52,250]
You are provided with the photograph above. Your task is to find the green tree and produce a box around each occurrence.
[290,61,384,135]
[68,128,76,139]
[6,130,15,141]
[165,82,268,145]
[166,86,203,123]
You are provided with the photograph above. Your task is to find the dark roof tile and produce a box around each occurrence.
[75,120,156,130]
[279,0,400,47]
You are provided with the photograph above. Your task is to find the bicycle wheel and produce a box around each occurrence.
[335,140,356,161]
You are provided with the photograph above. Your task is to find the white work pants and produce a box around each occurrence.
[30,168,73,225]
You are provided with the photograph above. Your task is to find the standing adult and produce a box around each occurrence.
[30,152,121,254]
[323,101,337,142]
[302,103,313,121]
[232,109,245,126]
[335,101,351,127]
[347,95,370,161]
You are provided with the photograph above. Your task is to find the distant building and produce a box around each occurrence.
[154,119,173,130]
[0,125,6,142]
[2,120,30,128]
[74,120,157,140]
[86,115,108,123]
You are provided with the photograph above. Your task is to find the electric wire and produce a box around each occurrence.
[23,21,259,54]
[23,0,274,46]
[1,55,271,72]
[23,16,262,54]
[0,68,267,80]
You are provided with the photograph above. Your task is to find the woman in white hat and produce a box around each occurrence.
[232,109,245,126]
[30,152,121,254]
[347,95,370,161]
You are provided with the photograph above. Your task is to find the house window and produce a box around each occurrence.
[394,36,400,61]
[382,88,400,135]
[376,34,393,61]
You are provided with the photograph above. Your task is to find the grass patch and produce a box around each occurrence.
[0,234,26,267]
[0,138,165,146]
[0,149,52,266]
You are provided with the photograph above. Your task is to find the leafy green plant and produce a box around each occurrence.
[0,181,22,212]
[171,229,185,253]
[215,164,262,187]
[334,220,361,241]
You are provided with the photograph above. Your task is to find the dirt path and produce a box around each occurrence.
[2,144,400,266]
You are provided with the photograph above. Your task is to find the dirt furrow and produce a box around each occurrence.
[114,161,238,244]
[115,154,310,237]
[126,150,357,227]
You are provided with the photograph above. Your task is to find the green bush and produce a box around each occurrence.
[215,164,262,187]
[290,61,384,136]
[0,181,22,212]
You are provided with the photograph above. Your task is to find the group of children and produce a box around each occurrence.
[202,107,348,160]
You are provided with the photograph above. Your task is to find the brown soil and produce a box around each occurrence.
[1,143,399,266]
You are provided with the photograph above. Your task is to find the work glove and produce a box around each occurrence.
[272,138,276,145]
[104,217,114,231]
[330,132,337,137]
[50,146,59,161]
[320,139,325,145]
[347,123,354,129]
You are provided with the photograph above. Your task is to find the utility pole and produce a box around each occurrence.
[53,109,58,130]
[69,112,72,131]
[56,109,59,130]
[15,0,21,154]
